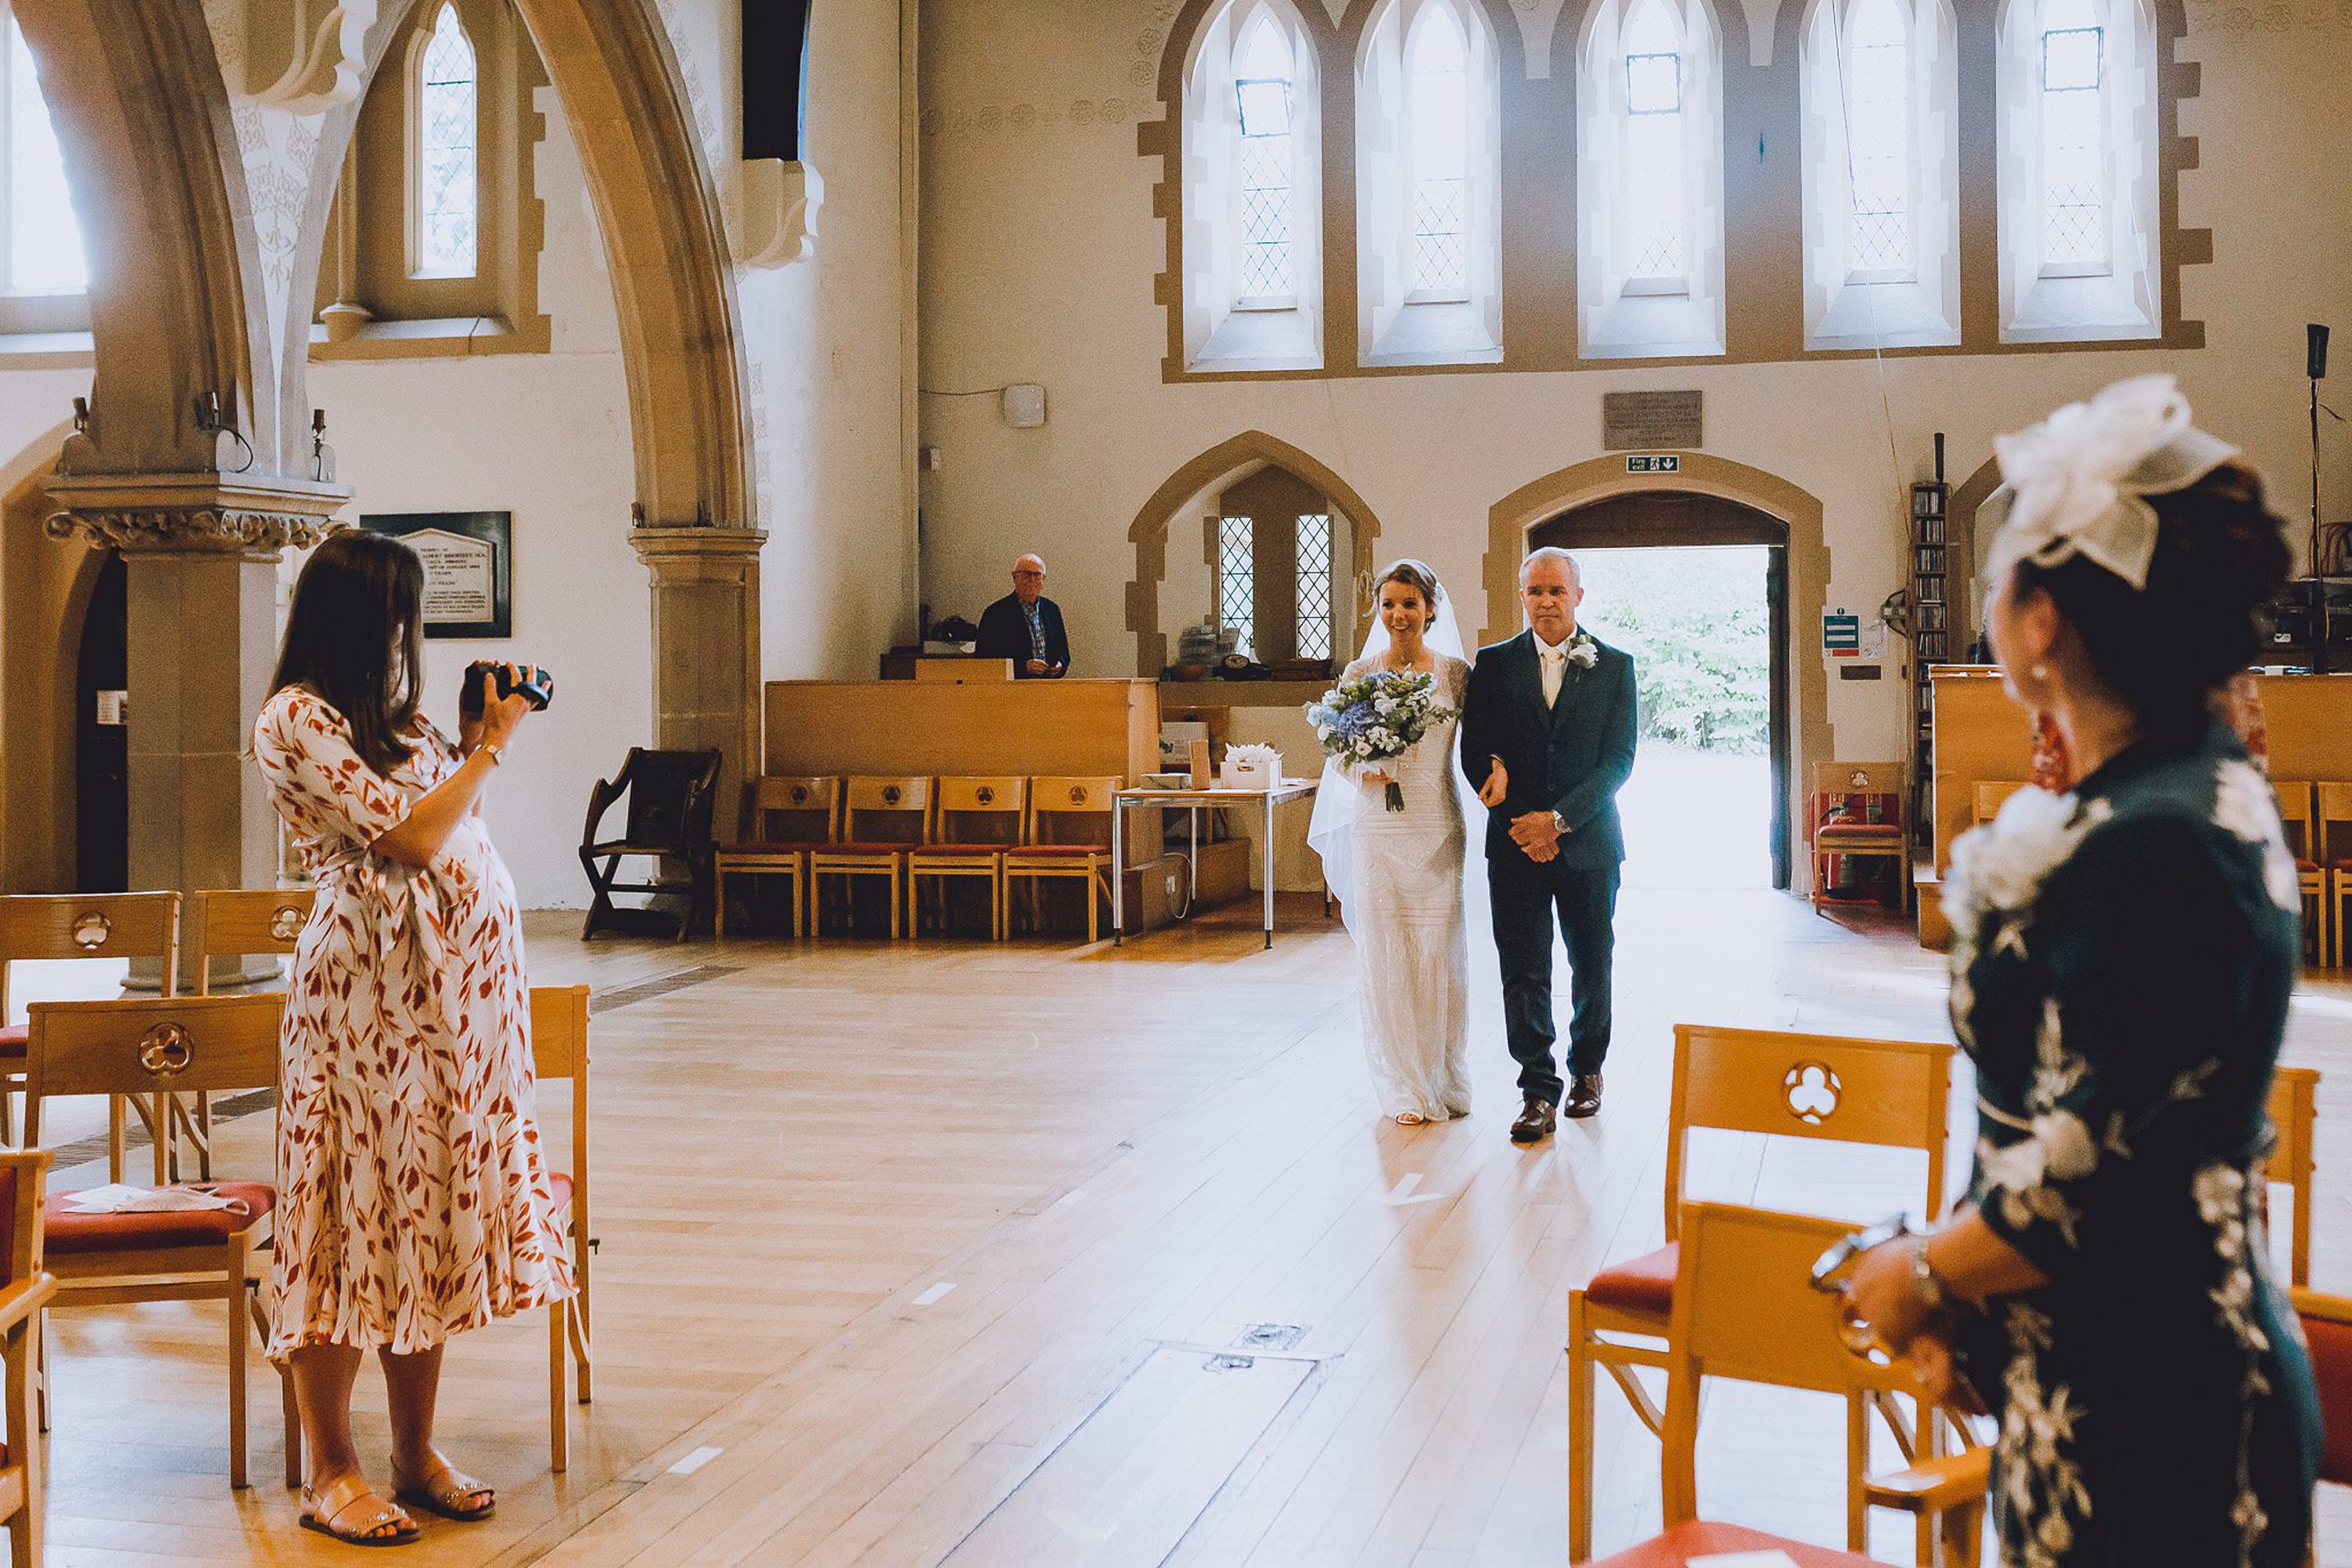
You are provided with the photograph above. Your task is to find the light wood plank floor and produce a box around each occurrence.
[21,891,2352,1566]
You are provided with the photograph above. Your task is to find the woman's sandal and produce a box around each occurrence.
[1393,1111,1430,1127]
[391,1454,497,1523]
[299,1475,421,1547]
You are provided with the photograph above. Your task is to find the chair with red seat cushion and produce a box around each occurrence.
[1566,1024,1955,1563]
[909,778,1029,940]
[0,1149,55,1568]
[1592,1521,1883,1567]
[1005,777,1122,943]
[715,776,842,940]
[2317,782,2352,967]
[2272,781,2327,964]
[529,986,593,1472]
[1807,762,1905,914]
[811,778,934,939]
[24,993,287,1490]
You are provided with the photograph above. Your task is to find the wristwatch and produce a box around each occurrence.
[1550,810,1570,835]
[1909,1234,1948,1308]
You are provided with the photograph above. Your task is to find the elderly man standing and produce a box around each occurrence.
[975,554,1070,678]
[1458,547,1639,1142]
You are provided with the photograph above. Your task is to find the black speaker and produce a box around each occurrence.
[742,0,815,164]
[2310,323,2330,381]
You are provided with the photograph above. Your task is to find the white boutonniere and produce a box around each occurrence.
[1565,633,1601,670]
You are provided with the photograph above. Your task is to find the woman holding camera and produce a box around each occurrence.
[1841,377,2320,1566]
[253,532,573,1546]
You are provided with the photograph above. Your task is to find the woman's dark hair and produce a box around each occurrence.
[270,530,426,776]
[2012,461,2291,740]
[1374,558,1443,612]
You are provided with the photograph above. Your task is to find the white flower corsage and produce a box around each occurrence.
[1565,633,1601,670]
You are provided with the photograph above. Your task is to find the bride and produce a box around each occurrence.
[1307,560,1475,1126]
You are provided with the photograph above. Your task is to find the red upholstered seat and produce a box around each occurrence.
[819,843,918,856]
[44,1182,276,1255]
[716,840,826,857]
[2303,1308,2352,1486]
[1592,1521,1881,1566]
[1816,825,1902,842]
[1007,844,1110,858]
[1584,1243,1679,1318]
[915,844,1013,856]
[0,1023,21,1059]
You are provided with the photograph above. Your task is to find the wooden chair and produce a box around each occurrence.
[909,777,1028,939]
[810,777,934,939]
[1568,1023,1955,1563]
[1662,1203,1964,1557]
[533,985,593,1470]
[713,776,841,939]
[24,993,289,1489]
[0,1149,51,1568]
[2318,782,2352,968]
[1587,1522,1886,1566]
[1004,776,1121,944]
[176,887,318,1181]
[2273,780,2326,965]
[0,892,181,1181]
[2269,1065,2319,1288]
[1971,779,2027,824]
[1808,763,1905,913]
[579,748,723,940]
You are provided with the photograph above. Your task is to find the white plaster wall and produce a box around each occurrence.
[914,0,2352,774]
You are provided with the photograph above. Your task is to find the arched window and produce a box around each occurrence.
[1994,0,2158,341]
[1576,0,1725,358]
[0,9,85,303]
[1352,0,1501,365]
[413,2,478,279]
[1181,0,1322,371]
[1797,0,1959,348]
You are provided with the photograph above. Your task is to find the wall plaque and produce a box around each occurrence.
[1602,390,1703,452]
[359,512,513,639]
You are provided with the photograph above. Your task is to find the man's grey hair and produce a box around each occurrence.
[1519,546,1581,589]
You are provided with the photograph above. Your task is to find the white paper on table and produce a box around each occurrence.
[62,1182,239,1214]
[1686,1552,1804,1568]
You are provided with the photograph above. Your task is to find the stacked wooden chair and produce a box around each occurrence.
[714,776,841,938]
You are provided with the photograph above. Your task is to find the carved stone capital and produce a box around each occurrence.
[42,471,352,559]
[724,159,822,269]
[630,524,770,572]
[46,506,332,554]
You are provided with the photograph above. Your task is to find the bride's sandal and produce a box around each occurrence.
[390,1455,496,1523]
[299,1475,421,1546]
[1393,1111,1430,1127]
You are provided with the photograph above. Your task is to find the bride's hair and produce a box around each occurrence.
[1374,559,1443,611]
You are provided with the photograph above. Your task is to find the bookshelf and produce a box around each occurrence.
[1910,478,1949,853]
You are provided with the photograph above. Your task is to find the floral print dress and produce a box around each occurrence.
[1946,723,2321,1567]
[253,687,574,1360]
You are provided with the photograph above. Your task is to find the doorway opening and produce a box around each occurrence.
[1529,493,1791,891]
[73,550,126,893]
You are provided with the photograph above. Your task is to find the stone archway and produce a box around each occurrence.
[1485,452,1835,888]
[1125,430,1385,675]
[0,421,96,894]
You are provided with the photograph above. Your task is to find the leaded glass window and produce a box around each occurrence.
[2038,0,2106,270]
[1843,0,1912,276]
[415,3,478,278]
[1218,517,1257,655]
[1407,5,1468,297]
[2,12,84,296]
[1622,0,1686,283]
[1235,13,1294,304]
[1294,514,1333,659]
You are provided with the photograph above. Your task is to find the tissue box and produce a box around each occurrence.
[1222,746,1280,790]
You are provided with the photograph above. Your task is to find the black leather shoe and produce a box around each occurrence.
[1508,1095,1557,1145]
[1563,1073,1604,1120]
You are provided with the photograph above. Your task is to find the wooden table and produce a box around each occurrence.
[1110,781,1319,949]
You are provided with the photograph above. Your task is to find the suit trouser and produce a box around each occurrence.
[1488,850,1621,1103]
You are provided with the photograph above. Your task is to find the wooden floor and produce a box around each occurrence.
[23,889,2352,1566]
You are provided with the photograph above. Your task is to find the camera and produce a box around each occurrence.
[460,661,554,717]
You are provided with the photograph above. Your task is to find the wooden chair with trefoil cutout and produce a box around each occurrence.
[1004,777,1120,943]
[811,777,934,939]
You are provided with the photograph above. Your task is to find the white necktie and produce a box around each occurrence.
[1539,643,1566,708]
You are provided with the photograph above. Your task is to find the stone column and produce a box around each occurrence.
[630,525,768,839]
[45,473,348,987]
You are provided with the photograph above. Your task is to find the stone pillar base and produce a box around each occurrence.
[631,526,768,837]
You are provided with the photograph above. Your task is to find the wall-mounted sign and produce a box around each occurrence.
[94,689,126,726]
[358,512,513,639]
[1824,609,1861,657]
[1602,390,1703,451]
[1624,454,1681,474]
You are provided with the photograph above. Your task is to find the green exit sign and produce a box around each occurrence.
[1625,454,1681,474]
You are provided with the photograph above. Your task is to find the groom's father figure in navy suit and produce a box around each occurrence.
[1459,548,1638,1144]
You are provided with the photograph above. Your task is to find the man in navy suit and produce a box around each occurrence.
[1459,548,1638,1143]
[975,554,1071,678]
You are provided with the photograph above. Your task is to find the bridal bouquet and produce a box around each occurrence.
[1306,670,1458,812]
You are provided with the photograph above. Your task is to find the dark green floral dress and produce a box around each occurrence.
[1945,724,2321,1568]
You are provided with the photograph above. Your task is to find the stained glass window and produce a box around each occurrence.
[1218,517,1256,655]
[1843,0,1912,275]
[1235,13,1294,303]
[3,12,85,295]
[2038,0,2106,269]
[1407,6,1468,296]
[1294,514,1332,660]
[1622,0,1686,282]
[416,3,478,278]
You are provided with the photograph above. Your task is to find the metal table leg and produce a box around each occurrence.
[1262,791,1276,949]
[1188,806,1200,913]
[1112,798,1125,946]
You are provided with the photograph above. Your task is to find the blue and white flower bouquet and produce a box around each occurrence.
[1306,670,1458,812]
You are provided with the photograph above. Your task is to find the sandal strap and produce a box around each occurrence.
[309,1475,413,1536]
[401,1456,493,1508]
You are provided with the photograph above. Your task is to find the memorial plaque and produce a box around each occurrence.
[359,512,513,639]
[1602,390,1703,452]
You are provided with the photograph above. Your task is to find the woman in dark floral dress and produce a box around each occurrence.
[1844,376,2321,1567]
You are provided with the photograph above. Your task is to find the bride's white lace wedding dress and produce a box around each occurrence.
[1339,652,1473,1121]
